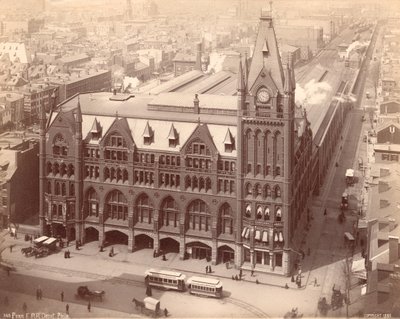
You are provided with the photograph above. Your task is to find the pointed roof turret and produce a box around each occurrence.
[237,55,245,92]
[244,51,249,84]
[90,117,102,134]
[247,10,285,93]
[75,95,82,123]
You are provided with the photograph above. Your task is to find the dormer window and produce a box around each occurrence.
[168,124,179,148]
[143,121,154,145]
[89,118,102,140]
[223,128,235,153]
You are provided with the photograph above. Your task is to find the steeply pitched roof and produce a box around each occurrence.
[247,13,285,93]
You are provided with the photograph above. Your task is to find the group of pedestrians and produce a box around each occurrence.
[205,265,212,273]
[64,250,71,258]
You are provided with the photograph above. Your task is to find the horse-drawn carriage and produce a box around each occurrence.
[75,286,105,301]
[34,246,49,258]
[21,247,35,257]
[132,297,161,317]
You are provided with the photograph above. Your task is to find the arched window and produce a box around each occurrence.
[245,204,251,218]
[185,176,191,189]
[161,197,179,228]
[275,186,281,198]
[47,181,52,194]
[205,178,211,192]
[246,183,252,196]
[106,190,128,220]
[61,183,66,196]
[188,199,210,232]
[264,207,270,220]
[276,207,282,221]
[53,133,68,156]
[257,206,263,220]
[256,184,262,197]
[219,203,233,235]
[199,178,205,191]
[55,182,60,195]
[136,194,153,224]
[67,164,74,177]
[104,167,110,180]
[53,163,59,175]
[86,188,99,217]
[46,162,52,175]
[60,164,66,176]
[69,183,75,196]
[123,169,129,183]
[264,184,271,198]
[192,176,198,189]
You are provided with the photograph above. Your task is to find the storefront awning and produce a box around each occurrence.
[262,231,269,242]
[279,232,284,242]
[274,232,279,242]
[255,230,261,241]
[276,208,282,218]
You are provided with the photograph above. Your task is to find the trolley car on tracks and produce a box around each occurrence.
[187,276,223,298]
[145,269,186,291]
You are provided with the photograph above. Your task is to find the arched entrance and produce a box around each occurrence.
[186,242,211,261]
[160,237,179,253]
[105,230,128,246]
[218,245,234,264]
[135,234,153,249]
[52,223,66,238]
[85,227,99,243]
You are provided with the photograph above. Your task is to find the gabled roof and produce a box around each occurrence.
[90,118,102,134]
[247,13,285,93]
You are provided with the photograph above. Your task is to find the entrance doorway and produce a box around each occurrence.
[187,242,211,261]
[218,245,234,264]
[134,234,153,249]
[52,223,66,238]
[160,237,179,253]
[85,227,99,243]
[105,230,128,246]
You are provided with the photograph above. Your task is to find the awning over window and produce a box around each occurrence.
[264,208,270,217]
[274,232,279,242]
[262,231,269,242]
[257,206,263,216]
[276,208,282,218]
[246,204,251,214]
[245,228,250,239]
[241,227,248,238]
[255,230,261,241]
[279,232,284,242]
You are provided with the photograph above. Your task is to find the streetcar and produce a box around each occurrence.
[145,269,186,291]
[187,276,223,298]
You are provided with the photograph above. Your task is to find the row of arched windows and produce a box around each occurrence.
[84,190,234,235]
[184,176,212,192]
[245,204,282,222]
[245,183,281,199]
[47,181,75,197]
[46,162,75,177]
[104,167,129,183]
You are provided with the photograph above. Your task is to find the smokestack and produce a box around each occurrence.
[195,42,202,71]
[193,94,199,114]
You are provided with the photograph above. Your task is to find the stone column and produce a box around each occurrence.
[235,244,242,269]
[270,252,275,271]
[283,249,290,276]
[179,223,185,260]
[153,209,160,253]
[128,226,135,252]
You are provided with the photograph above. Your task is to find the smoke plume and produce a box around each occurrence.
[295,79,332,106]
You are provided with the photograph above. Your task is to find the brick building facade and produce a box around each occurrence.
[39,13,313,276]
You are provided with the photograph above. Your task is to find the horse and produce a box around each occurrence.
[132,298,145,312]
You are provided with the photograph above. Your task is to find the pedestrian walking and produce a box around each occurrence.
[209,265,212,273]
[146,286,152,297]
[164,308,169,317]
[22,302,27,313]
[284,283,289,289]
[239,269,242,279]
[153,249,156,258]
[110,246,114,256]
[205,266,208,274]
[87,301,91,312]
[162,254,166,261]
[66,304,69,315]
[314,277,318,287]
[61,291,64,302]
[235,275,239,281]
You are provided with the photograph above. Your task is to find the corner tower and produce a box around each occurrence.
[236,10,295,276]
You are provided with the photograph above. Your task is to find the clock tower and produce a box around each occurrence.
[236,9,296,275]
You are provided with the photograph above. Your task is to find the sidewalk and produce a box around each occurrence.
[1,231,302,290]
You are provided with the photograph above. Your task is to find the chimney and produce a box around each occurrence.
[388,236,399,263]
[195,42,202,71]
[193,94,199,114]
